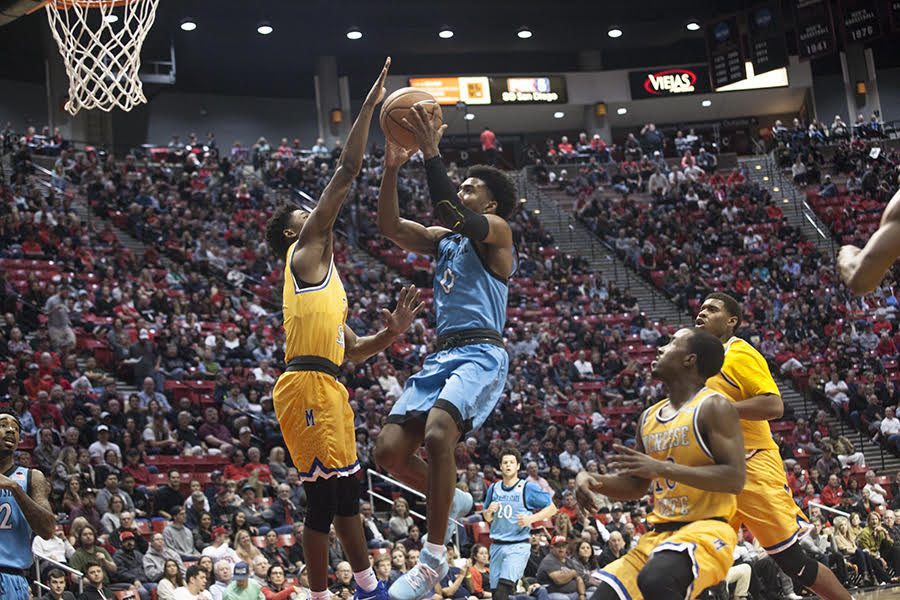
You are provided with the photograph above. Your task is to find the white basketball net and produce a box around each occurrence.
[44,0,160,115]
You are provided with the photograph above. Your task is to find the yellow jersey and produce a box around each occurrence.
[706,336,780,451]
[282,242,348,365]
[641,387,737,525]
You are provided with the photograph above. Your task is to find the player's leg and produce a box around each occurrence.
[373,421,427,490]
[636,550,695,600]
[491,543,528,600]
[302,479,338,596]
[422,406,461,547]
[332,476,384,598]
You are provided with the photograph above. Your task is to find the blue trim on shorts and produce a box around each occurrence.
[296,457,360,481]
[764,515,813,554]
[595,570,633,600]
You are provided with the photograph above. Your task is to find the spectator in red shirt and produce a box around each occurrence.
[557,136,575,159]
[821,474,845,506]
[558,491,579,520]
[30,389,64,430]
[122,448,152,486]
[23,363,52,398]
[246,447,272,484]
[480,127,498,166]
[223,449,252,482]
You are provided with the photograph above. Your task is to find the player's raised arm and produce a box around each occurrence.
[404,104,513,249]
[838,187,900,295]
[377,142,450,256]
[299,57,391,242]
[610,394,746,494]
[343,285,424,363]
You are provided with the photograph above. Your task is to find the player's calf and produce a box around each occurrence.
[771,544,819,588]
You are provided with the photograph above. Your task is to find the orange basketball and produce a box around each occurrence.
[379,87,443,150]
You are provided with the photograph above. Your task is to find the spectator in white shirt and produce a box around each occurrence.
[558,440,583,476]
[572,351,594,380]
[824,373,850,413]
[525,461,554,495]
[174,565,212,600]
[32,524,76,564]
[881,407,900,452]
[863,471,888,506]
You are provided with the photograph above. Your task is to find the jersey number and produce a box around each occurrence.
[652,458,677,494]
[496,503,514,520]
[0,504,12,530]
[439,268,455,294]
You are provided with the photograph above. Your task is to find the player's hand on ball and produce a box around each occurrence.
[384,141,413,169]
[384,285,424,335]
[609,444,663,479]
[363,57,391,108]
[403,103,448,158]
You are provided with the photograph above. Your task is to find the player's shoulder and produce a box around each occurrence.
[724,336,765,362]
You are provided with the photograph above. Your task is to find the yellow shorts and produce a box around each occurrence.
[595,519,736,600]
[730,449,811,553]
[272,371,358,482]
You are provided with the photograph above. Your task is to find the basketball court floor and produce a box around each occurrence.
[855,589,900,599]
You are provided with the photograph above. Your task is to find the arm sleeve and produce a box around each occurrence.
[726,343,781,398]
[424,157,488,241]
[523,482,552,511]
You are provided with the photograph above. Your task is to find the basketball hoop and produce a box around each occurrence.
[40,0,160,115]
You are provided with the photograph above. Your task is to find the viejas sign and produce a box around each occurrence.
[629,65,713,99]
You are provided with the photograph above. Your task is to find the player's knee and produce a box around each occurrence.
[373,433,405,472]
[423,410,459,453]
[772,544,818,587]
[637,551,694,599]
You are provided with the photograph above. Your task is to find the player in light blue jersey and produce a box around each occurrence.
[374,104,518,600]
[483,448,557,600]
[0,408,56,598]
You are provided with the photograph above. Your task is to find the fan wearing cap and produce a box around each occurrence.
[575,328,745,600]
[265,59,417,600]
[0,407,56,598]
[223,561,263,600]
[482,448,557,600]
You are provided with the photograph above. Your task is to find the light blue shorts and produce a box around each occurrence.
[0,572,30,599]
[489,541,531,589]
[387,343,509,434]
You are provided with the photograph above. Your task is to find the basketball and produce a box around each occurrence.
[379,87,443,150]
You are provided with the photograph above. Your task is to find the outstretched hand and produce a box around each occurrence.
[575,472,602,514]
[384,141,413,169]
[363,57,392,108]
[402,103,447,159]
[383,285,424,335]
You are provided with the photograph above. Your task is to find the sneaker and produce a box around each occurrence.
[354,581,388,600]
[389,548,449,600]
[444,488,474,544]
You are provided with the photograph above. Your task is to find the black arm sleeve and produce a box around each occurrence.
[425,156,489,241]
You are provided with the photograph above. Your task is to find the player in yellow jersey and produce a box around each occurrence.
[696,292,852,600]
[576,328,746,600]
[264,58,424,600]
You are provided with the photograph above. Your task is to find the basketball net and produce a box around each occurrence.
[43,0,160,115]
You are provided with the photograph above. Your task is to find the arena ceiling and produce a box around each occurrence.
[0,0,895,99]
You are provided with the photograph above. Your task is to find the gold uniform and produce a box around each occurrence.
[596,388,737,600]
[707,336,810,553]
[272,242,357,482]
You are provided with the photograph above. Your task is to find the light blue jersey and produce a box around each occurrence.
[433,233,511,335]
[485,479,552,543]
[0,466,33,569]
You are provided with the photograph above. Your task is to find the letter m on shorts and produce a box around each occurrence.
[305,409,315,427]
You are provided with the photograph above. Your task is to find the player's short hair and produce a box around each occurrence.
[265,204,299,259]
[467,165,516,219]
[0,408,21,433]
[704,292,742,331]
[499,447,522,466]
[687,328,726,378]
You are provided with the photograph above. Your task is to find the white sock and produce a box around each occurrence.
[424,541,446,558]
[354,567,378,593]
[312,591,330,600]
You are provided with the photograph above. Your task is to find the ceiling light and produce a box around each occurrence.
[517,26,532,39]
[256,21,273,35]
[773,187,780,192]
[519,198,528,204]
[686,20,701,31]
[180,18,197,31]
[701,99,712,107]
[346,27,363,40]
[439,26,454,39]
[533,209,541,215]
[104,13,118,23]
[607,26,623,38]
[464,113,475,120]
[553,111,565,119]
[755,164,762,170]
[616,107,627,115]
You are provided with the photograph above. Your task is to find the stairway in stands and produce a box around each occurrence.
[524,165,900,474]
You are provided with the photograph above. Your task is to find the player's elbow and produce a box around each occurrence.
[724,467,746,495]
[765,395,784,419]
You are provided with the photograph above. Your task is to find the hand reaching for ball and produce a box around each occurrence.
[363,57,391,109]
[403,103,448,159]
[384,142,413,170]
